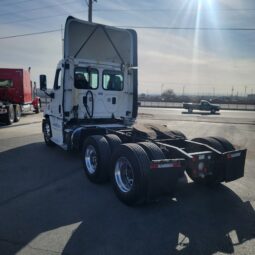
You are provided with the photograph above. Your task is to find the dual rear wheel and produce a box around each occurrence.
[82,136,171,205]
[186,136,235,185]
[0,104,21,125]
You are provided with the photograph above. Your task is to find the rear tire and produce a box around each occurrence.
[192,137,225,152]
[170,130,187,139]
[4,104,14,125]
[104,134,122,153]
[210,136,235,151]
[14,105,21,122]
[186,137,226,185]
[82,135,111,183]
[137,142,165,160]
[111,143,150,205]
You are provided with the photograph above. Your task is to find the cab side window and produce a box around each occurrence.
[103,70,123,91]
[74,67,98,89]
[0,79,13,88]
[54,68,62,90]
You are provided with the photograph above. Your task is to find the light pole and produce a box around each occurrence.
[161,83,165,96]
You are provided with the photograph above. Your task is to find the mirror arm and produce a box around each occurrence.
[43,91,54,98]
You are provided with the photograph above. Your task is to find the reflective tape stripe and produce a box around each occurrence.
[227,152,241,159]
[150,161,181,169]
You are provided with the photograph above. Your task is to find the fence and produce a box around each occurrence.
[40,98,255,111]
[140,101,255,111]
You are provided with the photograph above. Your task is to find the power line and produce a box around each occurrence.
[1,26,255,40]
[1,7,255,26]
[0,0,78,17]
[2,7,255,17]
[0,29,61,40]
[0,11,85,26]
[93,8,255,12]
[118,26,255,31]
[0,0,34,7]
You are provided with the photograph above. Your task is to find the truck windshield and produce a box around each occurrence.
[0,79,13,88]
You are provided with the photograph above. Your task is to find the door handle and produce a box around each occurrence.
[112,97,116,104]
[58,105,61,113]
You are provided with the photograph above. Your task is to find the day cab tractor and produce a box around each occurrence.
[0,68,41,125]
[40,17,247,206]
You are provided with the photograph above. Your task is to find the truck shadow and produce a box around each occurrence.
[0,113,42,128]
[182,112,221,116]
[0,143,254,255]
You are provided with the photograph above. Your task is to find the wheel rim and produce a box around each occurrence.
[44,122,51,142]
[85,145,98,174]
[114,157,134,193]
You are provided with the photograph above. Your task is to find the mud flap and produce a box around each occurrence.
[147,159,185,200]
[223,149,247,182]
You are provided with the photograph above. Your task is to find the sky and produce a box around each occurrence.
[0,0,255,96]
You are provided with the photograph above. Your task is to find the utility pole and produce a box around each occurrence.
[161,83,165,96]
[88,0,97,22]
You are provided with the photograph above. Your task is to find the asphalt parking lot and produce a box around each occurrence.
[0,109,255,255]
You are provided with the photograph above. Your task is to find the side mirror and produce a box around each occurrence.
[40,75,47,91]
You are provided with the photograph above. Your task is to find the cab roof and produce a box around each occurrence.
[64,16,137,67]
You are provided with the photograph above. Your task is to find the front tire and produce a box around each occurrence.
[42,118,55,147]
[35,101,41,114]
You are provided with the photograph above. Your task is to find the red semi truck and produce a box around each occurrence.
[0,68,41,125]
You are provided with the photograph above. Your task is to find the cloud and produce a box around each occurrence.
[0,24,62,85]
[137,28,255,94]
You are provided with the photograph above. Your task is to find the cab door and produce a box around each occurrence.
[96,70,128,119]
[49,68,64,145]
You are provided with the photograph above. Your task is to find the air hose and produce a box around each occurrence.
[84,90,94,118]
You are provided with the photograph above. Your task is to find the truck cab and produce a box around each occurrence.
[199,100,220,113]
[0,68,41,125]
[41,17,138,147]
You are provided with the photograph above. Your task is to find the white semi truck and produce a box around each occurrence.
[40,16,246,205]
